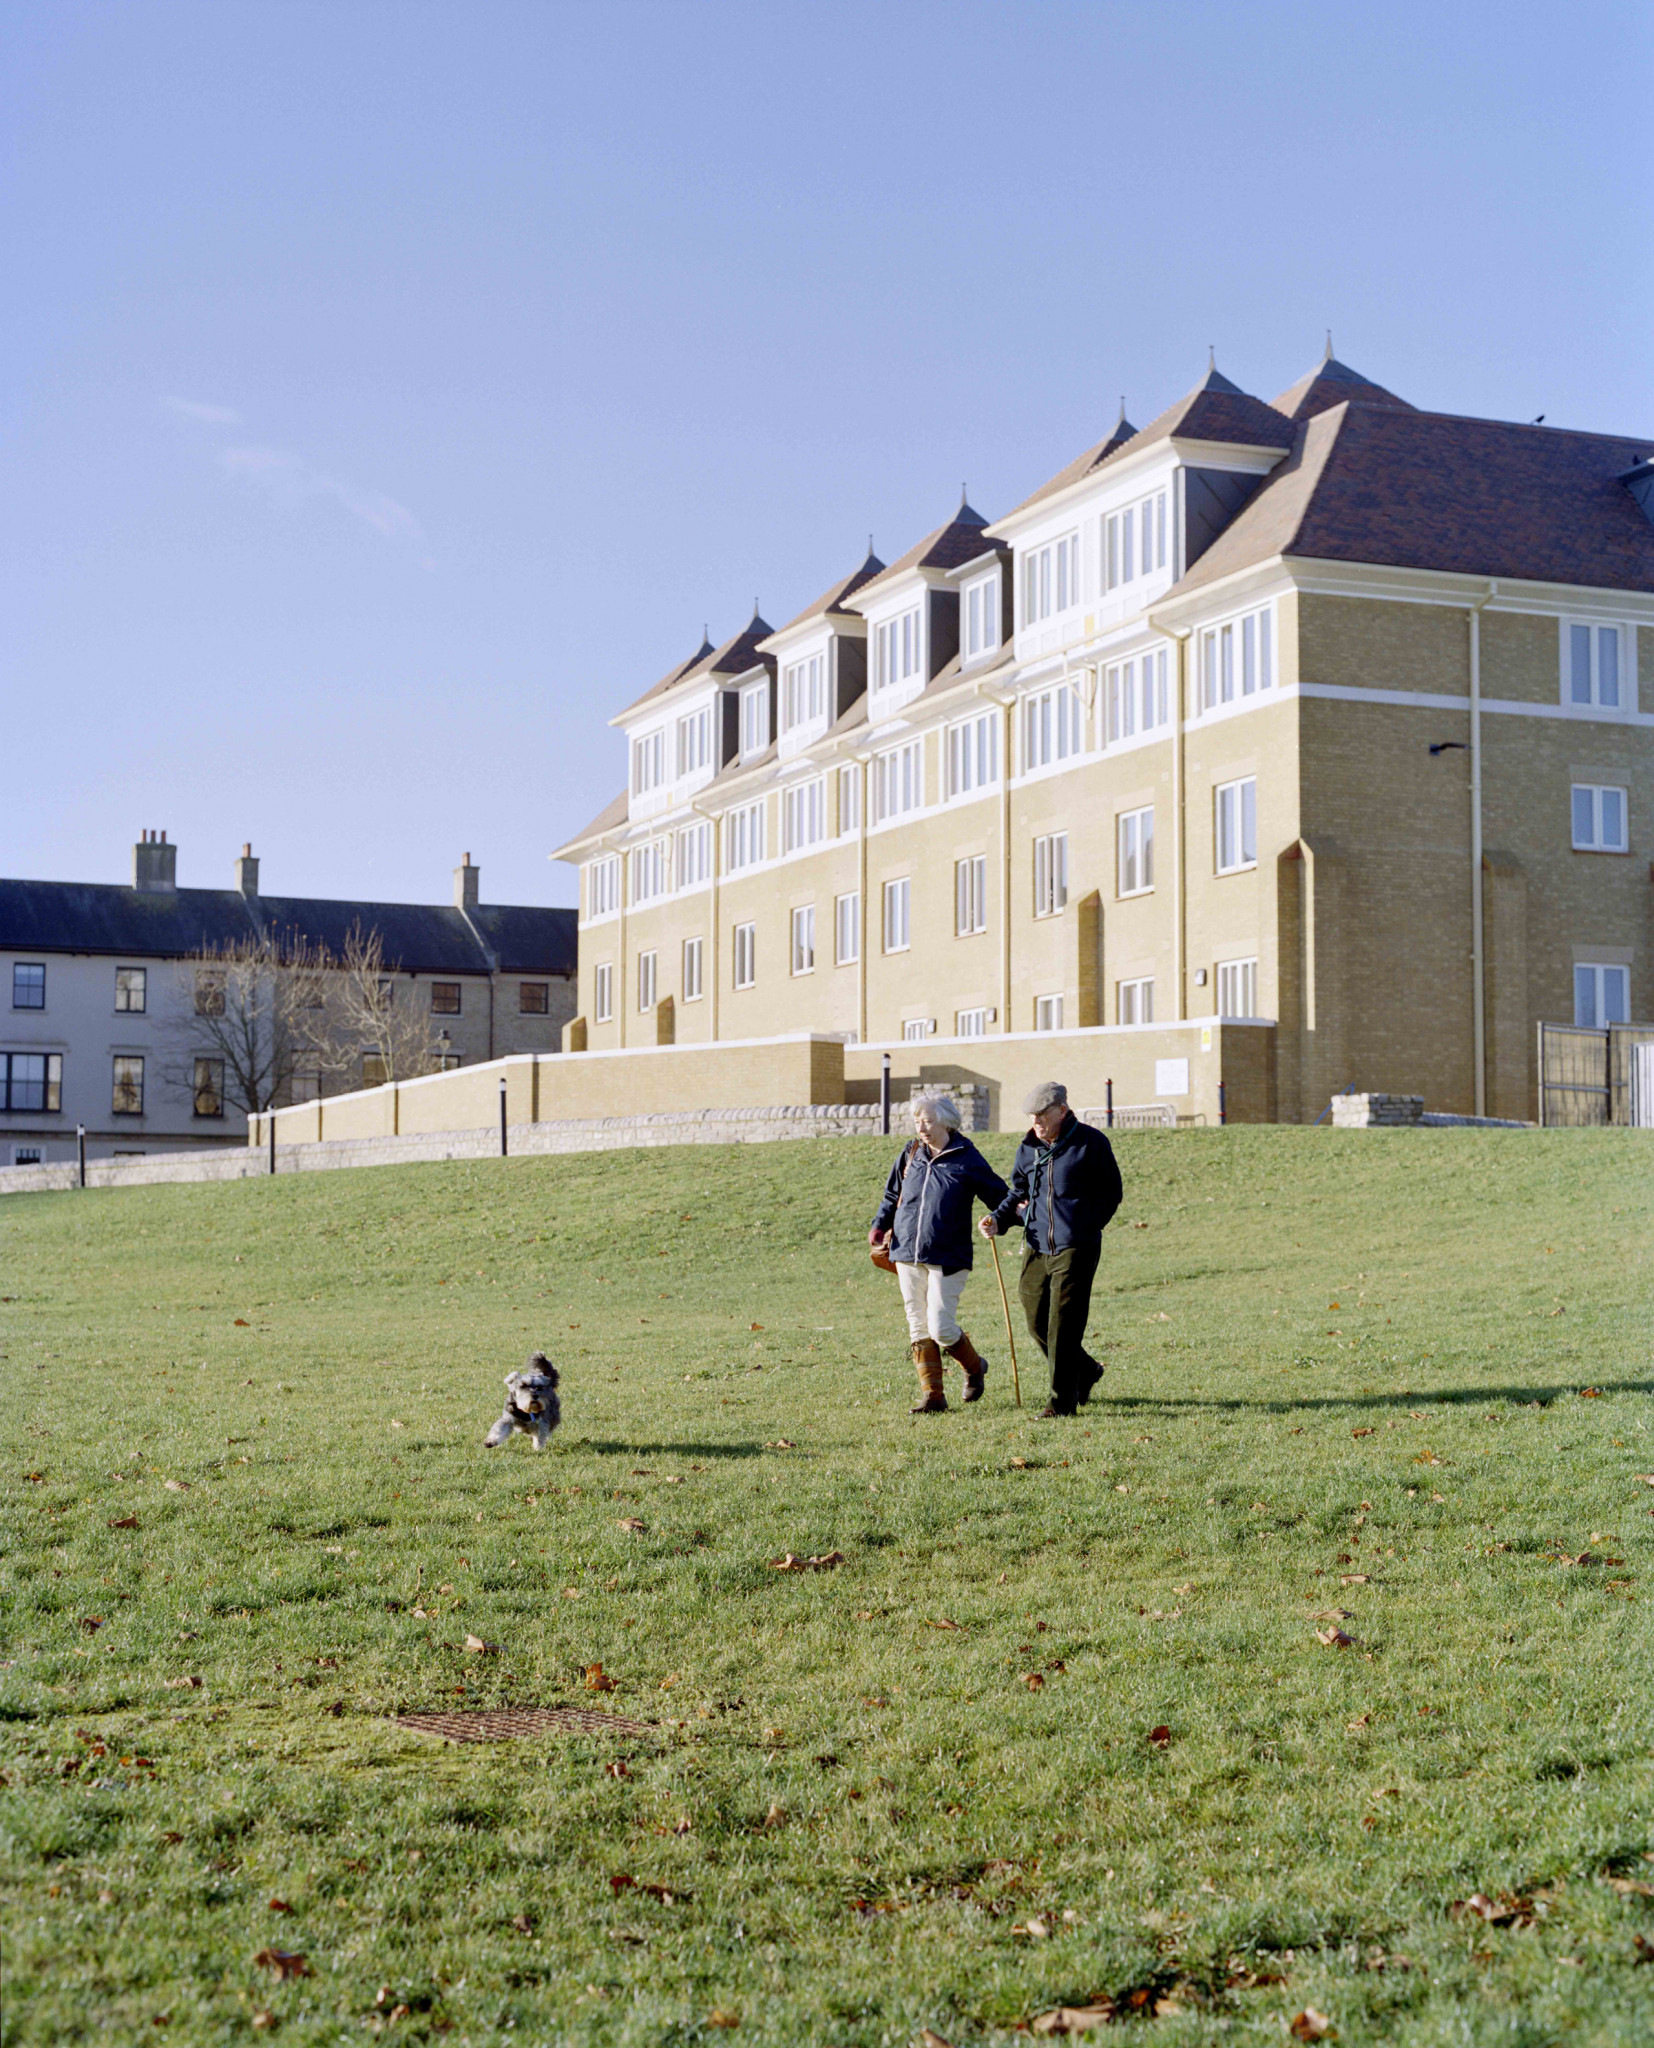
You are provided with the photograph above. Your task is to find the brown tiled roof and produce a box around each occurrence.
[1119,365,1295,458]
[763,550,886,641]
[848,502,991,605]
[998,411,1138,522]
[553,787,629,860]
[1270,353,1415,423]
[615,611,774,719]
[1170,402,1654,599]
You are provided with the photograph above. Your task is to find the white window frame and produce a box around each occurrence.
[1574,962,1629,1027]
[1021,533,1079,626]
[1033,832,1069,918]
[834,891,860,966]
[593,962,613,1023]
[782,776,828,853]
[956,1006,988,1038]
[725,801,766,873]
[1105,649,1170,743]
[838,764,862,833]
[781,652,827,732]
[873,739,924,823]
[1199,604,1274,712]
[1562,620,1626,711]
[630,839,669,904]
[874,607,923,692]
[946,710,999,798]
[675,820,711,890]
[732,922,757,991]
[955,854,987,936]
[1034,993,1064,1032]
[882,877,911,954]
[1117,806,1154,896]
[682,936,703,1003]
[636,949,657,1011]
[902,1018,931,1042]
[675,706,711,778]
[740,681,770,757]
[1215,778,1258,874]
[1021,682,1082,773]
[631,727,666,795]
[1117,977,1153,1025]
[1572,783,1629,852]
[963,572,1000,661]
[1104,491,1168,592]
[1216,957,1258,1018]
[588,854,622,919]
[790,904,816,976]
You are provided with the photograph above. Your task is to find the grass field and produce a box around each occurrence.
[3,1127,1652,2047]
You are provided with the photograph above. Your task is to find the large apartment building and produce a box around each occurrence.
[555,353,1654,1123]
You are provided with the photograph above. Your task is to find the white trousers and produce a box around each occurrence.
[896,1261,968,1347]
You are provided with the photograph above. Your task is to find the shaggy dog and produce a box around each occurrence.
[483,1353,561,1450]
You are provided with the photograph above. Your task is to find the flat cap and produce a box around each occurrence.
[1022,1080,1068,1115]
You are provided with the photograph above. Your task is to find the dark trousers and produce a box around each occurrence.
[1019,1241,1101,1408]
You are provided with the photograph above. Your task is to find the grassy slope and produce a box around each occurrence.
[2,1129,1652,2048]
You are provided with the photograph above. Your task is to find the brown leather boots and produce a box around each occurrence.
[944,1331,988,1403]
[910,1333,988,1411]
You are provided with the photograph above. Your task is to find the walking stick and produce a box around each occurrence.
[987,1230,1022,1409]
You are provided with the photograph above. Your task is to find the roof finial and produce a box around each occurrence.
[1324,328,1334,362]
[868,532,874,557]
[960,481,968,508]
[1117,394,1127,424]
[1208,344,1215,372]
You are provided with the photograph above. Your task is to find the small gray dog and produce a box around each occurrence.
[483,1352,561,1451]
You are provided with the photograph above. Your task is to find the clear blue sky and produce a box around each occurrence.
[4,0,1649,909]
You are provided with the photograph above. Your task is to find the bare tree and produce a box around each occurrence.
[332,923,444,1085]
[167,934,349,1118]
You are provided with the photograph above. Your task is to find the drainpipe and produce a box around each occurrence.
[1468,581,1497,1117]
[1146,615,1192,1021]
[617,843,629,1049]
[975,681,1018,1034]
[689,797,721,1040]
[855,757,869,1045]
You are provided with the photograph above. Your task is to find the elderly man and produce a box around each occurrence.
[979,1081,1122,1418]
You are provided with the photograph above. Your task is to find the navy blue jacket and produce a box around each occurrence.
[990,1115,1122,1254]
[871,1134,1009,1274]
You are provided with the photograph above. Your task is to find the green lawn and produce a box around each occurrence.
[3,1128,1652,2047]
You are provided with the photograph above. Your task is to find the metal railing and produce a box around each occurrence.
[1537,1021,1654,1128]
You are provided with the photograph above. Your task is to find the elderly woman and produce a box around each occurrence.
[869,1093,1009,1414]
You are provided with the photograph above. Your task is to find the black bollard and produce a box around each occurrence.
[1105,1078,1114,1129]
[499,1075,509,1158]
[880,1051,891,1137]
[77,1124,86,1189]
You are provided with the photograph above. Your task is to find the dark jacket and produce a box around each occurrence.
[991,1115,1122,1254]
[871,1134,1009,1274]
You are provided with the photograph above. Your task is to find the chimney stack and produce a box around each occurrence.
[454,852,479,912]
[133,829,177,894]
[235,842,260,896]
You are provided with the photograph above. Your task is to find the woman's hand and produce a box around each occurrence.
[869,1227,889,1249]
[978,1214,998,1238]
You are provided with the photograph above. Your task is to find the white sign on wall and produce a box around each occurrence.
[1155,1058,1189,1097]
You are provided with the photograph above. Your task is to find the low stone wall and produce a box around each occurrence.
[1332,1092,1531,1130]
[0,1104,897,1197]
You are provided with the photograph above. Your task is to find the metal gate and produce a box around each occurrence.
[1538,1021,1654,1127]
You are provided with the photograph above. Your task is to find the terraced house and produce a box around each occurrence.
[555,352,1654,1124]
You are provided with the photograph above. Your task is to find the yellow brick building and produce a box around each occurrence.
[556,354,1654,1124]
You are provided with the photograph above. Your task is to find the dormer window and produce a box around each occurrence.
[740,680,770,756]
[1021,533,1078,626]
[675,706,712,776]
[782,653,827,731]
[631,728,666,795]
[963,573,1000,661]
[874,608,923,691]
[1104,492,1168,592]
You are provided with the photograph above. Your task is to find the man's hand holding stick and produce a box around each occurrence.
[979,1213,1021,1409]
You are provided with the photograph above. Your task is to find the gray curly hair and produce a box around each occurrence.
[909,1091,962,1131]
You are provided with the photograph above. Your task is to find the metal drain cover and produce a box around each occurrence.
[394,1705,657,1743]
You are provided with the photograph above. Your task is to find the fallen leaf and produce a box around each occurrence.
[1346,1713,1372,1731]
[1601,1873,1654,1899]
[252,1949,309,1981]
[81,1617,103,1633]
[605,1759,630,1779]
[267,1898,293,1914]
[749,1323,764,1332]
[512,1913,533,1933]
[250,2014,276,2032]
[1634,1475,1654,1488]
[1029,2006,1115,2035]
[764,1802,786,1827]
[927,1616,961,1631]
[1340,1573,1371,1585]
[1351,1427,1374,1439]
[585,1663,616,1692]
[1023,1672,1045,1690]
[163,1479,190,1493]
[616,1518,646,1533]
[1147,1724,1172,1748]
[234,1318,251,1327]
[464,1635,500,1655]
[1289,2012,1335,2042]
[108,1515,140,1530]
[919,2031,955,2048]
[707,2011,740,2029]
[1579,1386,1601,1397]
[1316,1628,1357,1649]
